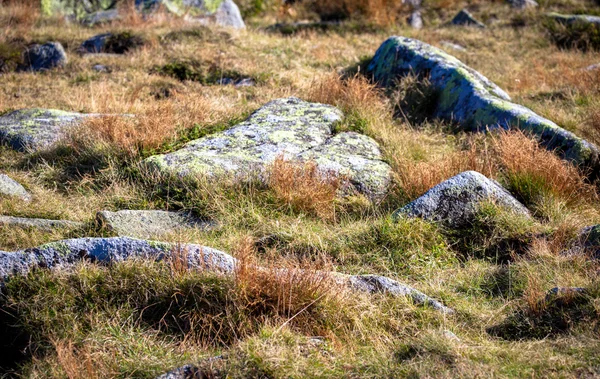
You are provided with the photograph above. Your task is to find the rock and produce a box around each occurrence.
[0,175,31,201]
[80,9,120,26]
[548,13,600,27]
[407,10,423,29]
[156,356,224,379]
[0,215,83,232]
[18,42,67,72]
[144,97,392,200]
[214,0,245,29]
[92,64,111,73]
[79,33,112,54]
[562,225,600,259]
[585,63,600,71]
[0,237,451,313]
[0,237,236,282]
[393,171,530,228]
[441,41,467,52]
[96,210,214,239]
[367,37,600,177]
[217,77,256,87]
[507,0,538,9]
[0,108,94,152]
[451,9,485,28]
[347,274,454,314]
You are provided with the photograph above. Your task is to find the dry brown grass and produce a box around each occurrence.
[70,105,179,157]
[52,340,99,379]
[269,156,344,221]
[233,236,343,334]
[582,105,600,147]
[491,130,598,203]
[0,0,40,31]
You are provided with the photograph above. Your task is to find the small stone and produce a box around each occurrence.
[79,33,112,54]
[92,64,110,73]
[393,171,530,228]
[96,210,214,239]
[0,215,83,232]
[407,10,423,29]
[441,41,467,52]
[80,9,120,26]
[562,225,600,259]
[0,175,31,201]
[214,0,246,29]
[451,9,485,28]
[507,0,538,9]
[18,42,67,72]
[585,63,600,71]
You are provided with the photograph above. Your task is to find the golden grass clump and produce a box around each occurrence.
[269,156,344,221]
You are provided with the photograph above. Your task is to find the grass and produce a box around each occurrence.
[1,0,600,377]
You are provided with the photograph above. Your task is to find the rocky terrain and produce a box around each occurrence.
[1,0,600,377]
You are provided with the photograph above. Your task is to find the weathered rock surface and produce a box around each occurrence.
[0,237,235,282]
[393,171,530,228]
[0,237,452,312]
[18,42,67,72]
[451,9,485,28]
[548,13,600,27]
[367,36,600,177]
[44,0,245,28]
[441,41,467,52]
[563,225,600,259]
[347,274,454,313]
[97,210,213,238]
[507,0,538,9]
[156,356,224,379]
[0,175,31,201]
[79,33,112,54]
[0,215,83,232]
[144,97,392,200]
[0,108,93,151]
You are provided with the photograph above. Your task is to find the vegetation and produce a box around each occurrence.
[1,0,600,377]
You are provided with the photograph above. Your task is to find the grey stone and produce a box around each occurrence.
[408,10,423,29]
[548,13,600,27]
[585,63,600,71]
[507,0,538,9]
[393,171,530,228]
[217,77,255,87]
[144,97,392,200]
[347,274,454,314]
[80,9,120,25]
[79,33,112,54]
[0,108,94,152]
[451,9,485,28]
[92,64,111,73]
[18,42,67,72]
[0,237,236,282]
[0,175,31,201]
[214,0,245,29]
[367,37,600,177]
[0,215,83,232]
[562,225,600,259]
[96,210,214,239]
[156,356,224,379]
[545,287,587,301]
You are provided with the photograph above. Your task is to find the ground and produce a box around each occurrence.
[0,0,600,377]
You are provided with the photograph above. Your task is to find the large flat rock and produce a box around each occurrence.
[0,215,83,232]
[393,171,530,228]
[97,210,214,238]
[144,97,392,200]
[0,109,93,152]
[367,36,600,177]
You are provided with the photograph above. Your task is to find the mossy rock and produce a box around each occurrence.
[143,97,392,200]
[367,36,600,178]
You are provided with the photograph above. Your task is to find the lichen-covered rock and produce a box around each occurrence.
[79,33,112,54]
[562,225,600,259]
[0,237,236,282]
[393,171,530,228]
[0,215,83,232]
[0,108,93,151]
[451,9,485,28]
[144,97,392,200]
[0,175,31,201]
[42,0,115,19]
[347,274,454,314]
[213,0,245,29]
[97,210,214,239]
[80,9,120,25]
[18,42,67,72]
[367,36,600,177]
[507,0,538,9]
